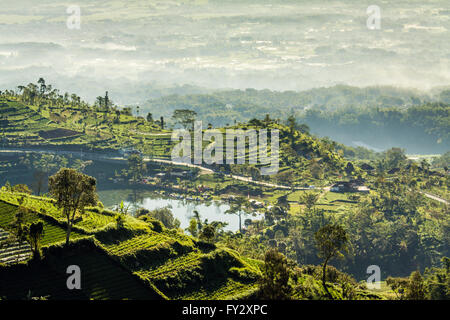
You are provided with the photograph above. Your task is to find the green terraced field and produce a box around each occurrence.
[0,192,259,300]
[103,232,172,256]
[49,244,162,300]
[177,278,259,300]
[0,200,86,246]
[0,240,162,300]
[135,251,203,281]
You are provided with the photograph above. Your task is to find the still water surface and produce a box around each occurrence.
[98,189,260,232]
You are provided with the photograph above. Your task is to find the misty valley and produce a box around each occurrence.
[0,0,448,304]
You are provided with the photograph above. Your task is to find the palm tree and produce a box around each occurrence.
[193,210,203,230]
[225,196,251,233]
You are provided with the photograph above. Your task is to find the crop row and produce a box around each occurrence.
[0,247,153,300]
[0,201,85,246]
[104,233,170,256]
[177,279,258,300]
[0,193,118,233]
[65,253,153,300]
[75,211,116,232]
[135,251,203,280]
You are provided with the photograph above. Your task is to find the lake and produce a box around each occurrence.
[97,189,262,232]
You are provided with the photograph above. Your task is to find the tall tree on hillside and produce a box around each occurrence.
[26,220,44,260]
[48,168,97,246]
[172,109,197,130]
[406,271,426,300]
[104,91,110,111]
[199,224,215,243]
[37,78,46,96]
[258,249,292,300]
[315,224,349,299]
[287,114,297,133]
[96,96,104,109]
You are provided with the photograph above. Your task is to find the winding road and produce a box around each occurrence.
[0,148,447,204]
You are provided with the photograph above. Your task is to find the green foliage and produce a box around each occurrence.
[143,86,449,153]
[171,109,197,129]
[315,224,349,262]
[137,206,180,229]
[258,249,292,300]
[127,154,147,182]
[0,192,260,300]
[315,224,349,298]
[186,218,198,237]
[48,168,98,245]
[199,225,215,243]
[25,220,44,259]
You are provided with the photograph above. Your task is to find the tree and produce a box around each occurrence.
[386,276,409,299]
[104,91,110,111]
[345,162,355,176]
[199,224,215,243]
[286,114,297,133]
[138,206,180,229]
[12,184,32,194]
[186,218,198,237]
[37,78,46,97]
[26,221,44,259]
[314,224,349,299]
[146,112,153,122]
[33,170,46,196]
[225,196,251,233]
[406,271,426,300]
[383,147,407,169]
[48,168,97,246]
[275,194,290,212]
[258,249,292,300]
[172,109,197,130]
[127,154,146,183]
[301,192,319,211]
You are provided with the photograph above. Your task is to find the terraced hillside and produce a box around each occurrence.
[0,98,52,144]
[0,239,161,300]
[0,191,260,300]
[0,97,175,155]
[0,199,87,246]
[0,228,32,265]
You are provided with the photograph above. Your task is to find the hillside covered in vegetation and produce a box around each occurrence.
[143,86,450,153]
[0,81,448,301]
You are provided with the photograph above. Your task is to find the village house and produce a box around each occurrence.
[330,180,370,193]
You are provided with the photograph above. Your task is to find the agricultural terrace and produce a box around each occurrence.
[0,191,260,300]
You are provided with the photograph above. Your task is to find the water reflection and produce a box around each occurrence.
[97,189,260,232]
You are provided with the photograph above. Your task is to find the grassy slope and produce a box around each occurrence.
[0,191,259,300]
